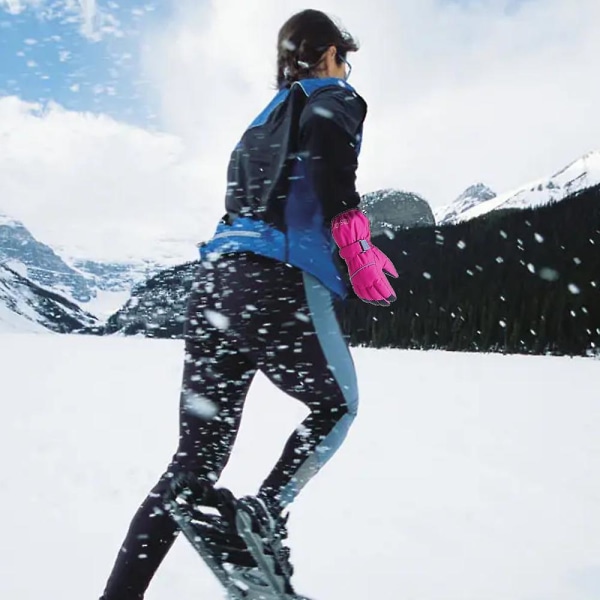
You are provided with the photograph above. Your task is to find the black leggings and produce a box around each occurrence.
[101,252,358,600]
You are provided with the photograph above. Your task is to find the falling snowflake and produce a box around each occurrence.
[183,393,219,420]
[312,106,334,119]
[204,309,229,330]
[539,268,560,282]
[281,38,297,51]
[294,311,311,323]
[296,424,311,439]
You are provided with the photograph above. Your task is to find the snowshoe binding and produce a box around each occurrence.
[235,496,307,599]
[164,474,278,599]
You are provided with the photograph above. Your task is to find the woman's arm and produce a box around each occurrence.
[298,87,368,223]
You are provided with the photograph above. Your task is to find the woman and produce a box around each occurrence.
[100,9,397,599]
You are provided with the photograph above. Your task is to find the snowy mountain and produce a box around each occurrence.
[69,258,166,319]
[361,188,435,235]
[436,183,497,224]
[103,261,197,337]
[0,263,98,333]
[446,150,600,224]
[0,211,95,302]
[0,211,166,319]
[72,258,160,292]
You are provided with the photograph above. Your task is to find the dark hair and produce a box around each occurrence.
[276,9,359,88]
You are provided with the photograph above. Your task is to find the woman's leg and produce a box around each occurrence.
[100,267,257,600]
[207,254,359,517]
[254,271,358,514]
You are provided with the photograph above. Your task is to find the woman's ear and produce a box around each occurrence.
[329,45,339,63]
[332,46,343,65]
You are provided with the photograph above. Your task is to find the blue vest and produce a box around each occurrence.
[199,78,364,300]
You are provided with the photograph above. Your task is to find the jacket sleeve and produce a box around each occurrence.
[298,87,368,224]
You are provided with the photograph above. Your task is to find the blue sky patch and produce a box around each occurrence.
[0,1,173,126]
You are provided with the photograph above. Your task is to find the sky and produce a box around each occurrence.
[0,0,599,261]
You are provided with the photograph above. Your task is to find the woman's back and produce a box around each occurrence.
[200,77,367,299]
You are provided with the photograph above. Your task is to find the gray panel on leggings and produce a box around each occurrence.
[278,272,359,506]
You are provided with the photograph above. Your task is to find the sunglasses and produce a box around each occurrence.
[337,54,353,81]
[298,49,353,82]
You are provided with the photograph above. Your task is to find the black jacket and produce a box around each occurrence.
[200,77,367,299]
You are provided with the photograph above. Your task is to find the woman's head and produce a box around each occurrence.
[276,9,359,88]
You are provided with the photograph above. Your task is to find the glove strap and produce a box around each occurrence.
[339,239,371,260]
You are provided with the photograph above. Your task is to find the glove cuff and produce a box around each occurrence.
[339,239,372,260]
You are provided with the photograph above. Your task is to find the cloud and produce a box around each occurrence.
[77,0,98,39]
[141,0,600,206]
[0,96,224,262]
[0,0,119,40]
[0,0,29,14]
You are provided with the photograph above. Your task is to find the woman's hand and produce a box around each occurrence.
[331,209,398,306]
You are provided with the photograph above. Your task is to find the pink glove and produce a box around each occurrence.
[331,209,398,306]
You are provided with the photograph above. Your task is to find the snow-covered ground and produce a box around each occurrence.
[1,334,600,600]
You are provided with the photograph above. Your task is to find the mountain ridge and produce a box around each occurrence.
[0,262,98,333]
[444,150,600,224]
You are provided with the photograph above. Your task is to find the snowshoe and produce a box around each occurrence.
[164,477,310,600]
[235,496,299,598]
